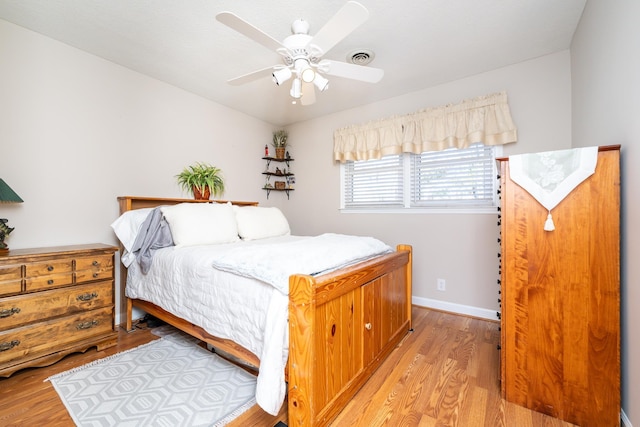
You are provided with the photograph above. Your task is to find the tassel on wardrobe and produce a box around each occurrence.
[544,211,555,231]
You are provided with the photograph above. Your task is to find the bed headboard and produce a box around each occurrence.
[117,196,258,215]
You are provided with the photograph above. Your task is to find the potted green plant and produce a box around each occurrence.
[176,162,225,200]
[272,130,288,159]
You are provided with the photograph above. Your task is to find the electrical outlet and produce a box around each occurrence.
[437,278,446,291]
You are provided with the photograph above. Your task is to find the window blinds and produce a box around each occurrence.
[342,144,497,209]
[410,143,496,207]
[343,155,404,207]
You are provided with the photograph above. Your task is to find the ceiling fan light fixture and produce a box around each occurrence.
[272,67,292,86]
[313,73,329,92]
[294,58,315,83]
[290,78,302,99]
[301,67,315,83]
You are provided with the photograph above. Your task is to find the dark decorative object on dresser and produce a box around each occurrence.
[0,179,24,253]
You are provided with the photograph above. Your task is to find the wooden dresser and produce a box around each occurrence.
[0,244,118,377]
[498,146,620,426]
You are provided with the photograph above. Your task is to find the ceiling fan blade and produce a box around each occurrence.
[216,11,285,52]
[321,60,384,83]
[307,1,369,55]
[227,66,275,86]
[301,81,316,105]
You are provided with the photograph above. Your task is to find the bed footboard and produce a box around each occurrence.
[287,244,412,426]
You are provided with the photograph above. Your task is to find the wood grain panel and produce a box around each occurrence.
[289,251,412,426]
[499,147,620,426]
[0,281,113,329]
[0,264,22,296]
[0,306,114,365]
[75,254,114,283]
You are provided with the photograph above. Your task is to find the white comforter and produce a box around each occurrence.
[210,233,393,293]
[125,234,392,415]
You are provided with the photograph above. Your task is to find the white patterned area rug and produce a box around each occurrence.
[47,328,257,427]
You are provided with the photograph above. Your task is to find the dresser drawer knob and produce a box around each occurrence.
[76,320,99,330]
[47,265,54,271]
[92,260,99,266]
[93,273,99,278]
[364,322,372,330]
[0,340,20,352]
[47,279,54,285]
[77,292,98,302]
[0,307,21,318]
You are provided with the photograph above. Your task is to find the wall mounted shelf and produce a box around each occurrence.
[262,155,295,199]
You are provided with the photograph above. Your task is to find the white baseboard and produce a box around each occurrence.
[622,409,632,427]
[412,296,499,321]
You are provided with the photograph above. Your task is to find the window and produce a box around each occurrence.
[341,143,500,212]
[342,154,405,208]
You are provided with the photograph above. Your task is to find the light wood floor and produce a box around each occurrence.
[0,306,577,427]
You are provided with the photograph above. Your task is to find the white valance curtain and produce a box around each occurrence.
[333,91,518,163]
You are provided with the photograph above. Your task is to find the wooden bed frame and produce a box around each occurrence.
[117,196,413,427]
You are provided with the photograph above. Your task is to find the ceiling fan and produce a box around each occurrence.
[215,1,384,105]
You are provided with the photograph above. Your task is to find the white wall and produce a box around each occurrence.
[571,1,639,424]
[281,51,572,317]
[0,18,273,321]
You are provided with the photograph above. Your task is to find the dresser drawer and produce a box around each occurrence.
[75,254,114,283]
[0,281,113,329]
[0,306,114,365]
[25,272,74,292]
[0,265,22,296]
[25,259,74,292]
[25,259,73,276]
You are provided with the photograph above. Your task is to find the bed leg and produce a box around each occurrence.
[125,297,134,332]
[288,274,316,426]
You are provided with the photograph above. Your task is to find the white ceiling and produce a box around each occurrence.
[0,0,586,127]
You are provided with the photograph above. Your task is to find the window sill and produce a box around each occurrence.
[339,206,499,215]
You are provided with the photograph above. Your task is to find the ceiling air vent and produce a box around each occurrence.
[348,49,375,65]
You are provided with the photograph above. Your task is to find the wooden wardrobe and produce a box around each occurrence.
[498,145,620,426]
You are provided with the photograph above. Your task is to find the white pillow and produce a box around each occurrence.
[234,206,290,240]
[161,202,239,247]
[110,208,154,253]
